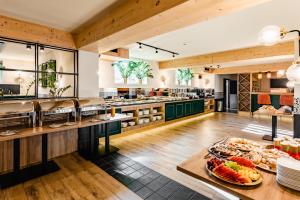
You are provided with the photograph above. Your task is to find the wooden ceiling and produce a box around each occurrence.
[0,0,270,51]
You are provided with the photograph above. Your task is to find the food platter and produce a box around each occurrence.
[206,157,263,186]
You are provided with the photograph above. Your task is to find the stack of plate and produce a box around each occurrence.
[276,157,300,191]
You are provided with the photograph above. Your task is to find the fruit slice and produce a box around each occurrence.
[228,156,255,169]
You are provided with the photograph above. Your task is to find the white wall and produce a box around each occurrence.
[78,50,99,97]
[98,59,160,89]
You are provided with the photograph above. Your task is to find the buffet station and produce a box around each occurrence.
[177,137,300,200]
[0,96,208,189]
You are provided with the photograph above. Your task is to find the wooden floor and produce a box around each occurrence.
[0,113,293,200]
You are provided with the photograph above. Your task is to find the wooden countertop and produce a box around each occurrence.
[177,149,300,200]
[0,114,129,142]
[251,92,294,95]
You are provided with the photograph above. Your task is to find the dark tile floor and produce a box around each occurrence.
[92,153,211,200]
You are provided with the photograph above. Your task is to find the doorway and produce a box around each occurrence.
[223,78,238,113]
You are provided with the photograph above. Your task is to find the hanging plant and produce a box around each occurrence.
[132,60,153,84]
[112,60,135,84]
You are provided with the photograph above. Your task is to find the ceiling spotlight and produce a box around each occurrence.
[26,44,31,51]
[266,71,272,79]
[40,46,44,52]
[172,53,175,58]
[139,43,142,49]
[155,49,158,54]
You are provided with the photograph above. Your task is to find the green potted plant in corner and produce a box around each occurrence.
[112,60,135,84]
[132,60,154,84]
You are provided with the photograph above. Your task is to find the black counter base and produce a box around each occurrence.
[0,161,59,189]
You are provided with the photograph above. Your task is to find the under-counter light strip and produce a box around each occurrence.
[136,42,179,57]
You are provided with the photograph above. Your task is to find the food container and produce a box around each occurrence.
[274,138,282,150]
[289,143,298,157]
[121,122,128,128]
[138,119,144,124]
[152,116,157,121]
[126,112,134,117]
[156,116,162,120]
[144,118,150,123]
[128,121,135,126]
[138,111,143,116]
[143,109,150,115]
[152,109,158,114]
[281,141,289,153]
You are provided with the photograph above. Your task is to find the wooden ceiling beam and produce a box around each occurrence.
[159,41,294,69]
[211,61,292,74]
[72,0,270,53]
[0,15,76,49]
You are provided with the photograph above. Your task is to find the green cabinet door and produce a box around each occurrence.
[185,102,192,116]
[165,103,176,121]
[175,103,185,118]
[271,95,281,109]
[199,99,204,113]
[98,121,121,137]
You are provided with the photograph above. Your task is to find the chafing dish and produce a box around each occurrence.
[37,99,76,127]
[0,100,36,129]
[75,97,110,121]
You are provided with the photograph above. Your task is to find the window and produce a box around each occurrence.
[0,38,78,100]
[113,60,148,85]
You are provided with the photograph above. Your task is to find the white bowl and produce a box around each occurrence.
[156,116,162,120]
[152,116,157,121]
[121,122,128,128]
[138,111,143,116]
[138,119,144,124]
[126,113,134,117]
[152,109,158,114]
[144,118,150,123]
[143,110,150,115]
[128,121,135,126]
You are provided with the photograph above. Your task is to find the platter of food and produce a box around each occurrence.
[206,156,263,186]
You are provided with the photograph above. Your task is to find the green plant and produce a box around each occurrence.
[112,60,135,83]
[132,60,153,84]
[49,85,71,98]
[25,80,35,96]
[176,68,194,85]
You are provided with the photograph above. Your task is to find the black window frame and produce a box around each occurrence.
[0,37,78,100]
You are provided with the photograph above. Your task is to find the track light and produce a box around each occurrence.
[155,49,158,54]
[26,44,31,51]
[172,53,175,58]
[139,43,142,49]
[40,46,44,52]
[136,42,179,57]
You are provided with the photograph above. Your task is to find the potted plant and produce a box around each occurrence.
[182,68,194,85]
[176,69,184,85]
[112,60,135,84]
[132,60,154,84]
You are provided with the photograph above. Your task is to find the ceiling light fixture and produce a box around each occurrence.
[266,71,272,79]
[258,72,263,80]
[26,44,31,51]
[277,70,285,77]
[136,42,179,57]
[40,46,44,52]
[259,25,300,82]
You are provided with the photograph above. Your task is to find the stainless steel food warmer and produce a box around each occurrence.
[75,97,110,121]
[0,100,36,129]
[37,99,76,126]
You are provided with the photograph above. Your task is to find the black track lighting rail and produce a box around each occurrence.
[136,42,179,57]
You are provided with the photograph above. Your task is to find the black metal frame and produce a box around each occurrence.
[0,37,79,99]
[136,42,179,57]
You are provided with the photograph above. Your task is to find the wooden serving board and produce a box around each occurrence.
[177,149,300,200]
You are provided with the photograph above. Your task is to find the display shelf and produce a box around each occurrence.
[204,98,215,113]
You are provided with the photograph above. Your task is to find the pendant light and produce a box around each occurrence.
[257,72,263,80]
[277,70,285,77]
[266,71,272,79]
[259,26,300,82]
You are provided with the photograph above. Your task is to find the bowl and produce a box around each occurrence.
[156,116,162,120]
[126,113,133,117]
[152,116,157,121]
[128,121,135,126]
[138,119,144,124]
[144,118,150,123]
[152,109,158,114]
[143,110,150,115]
[138,111,143,116]
[121,122,128,128]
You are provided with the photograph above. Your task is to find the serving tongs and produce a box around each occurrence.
[204,137,229,159]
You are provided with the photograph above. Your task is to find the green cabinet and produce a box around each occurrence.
[185,102,192,116]
[165,103,176,121]
[165,99,205,121]
[175,103,185,118]
[98,121,121,137]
